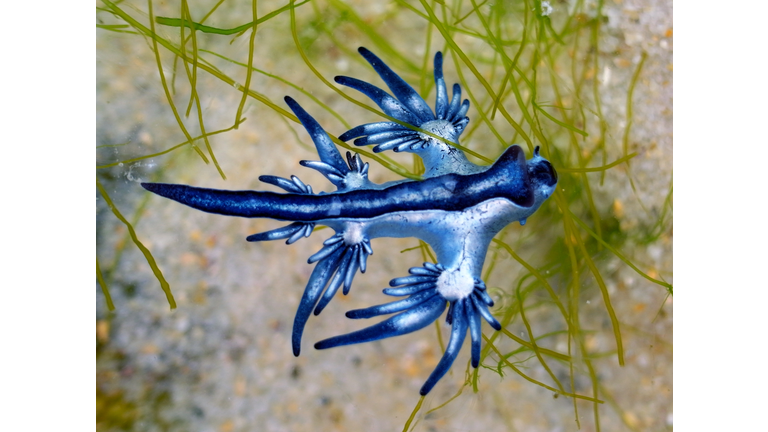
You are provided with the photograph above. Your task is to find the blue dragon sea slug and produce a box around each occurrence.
[142,47,558,395]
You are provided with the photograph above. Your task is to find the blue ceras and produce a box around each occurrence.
[141,47,558,395]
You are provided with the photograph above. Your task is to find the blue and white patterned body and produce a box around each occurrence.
[143,48,557,395]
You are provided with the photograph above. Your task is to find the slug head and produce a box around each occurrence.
[528,146,558,201]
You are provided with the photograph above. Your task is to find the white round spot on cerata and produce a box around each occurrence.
[436,268,474,301]
[343,223,365,245]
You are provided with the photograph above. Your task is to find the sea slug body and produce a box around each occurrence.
[143,47,557,395]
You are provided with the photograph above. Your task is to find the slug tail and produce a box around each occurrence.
[142,182,317,221]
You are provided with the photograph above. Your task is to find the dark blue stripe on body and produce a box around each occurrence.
[142,146,532,221]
